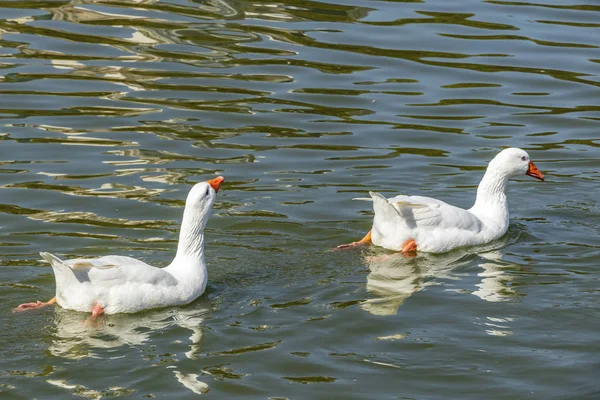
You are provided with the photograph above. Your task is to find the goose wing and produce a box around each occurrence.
[42,252,177,287]
[382,193,483,231]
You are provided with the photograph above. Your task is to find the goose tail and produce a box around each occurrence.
[40,251,65,267]
[369,191,412,251]
[370,191,400,222]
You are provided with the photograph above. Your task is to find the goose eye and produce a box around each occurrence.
[521,156,527,161]
[205,187,210,196]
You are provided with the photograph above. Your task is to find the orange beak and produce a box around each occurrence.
[526,161,544,181]
[206,176,224,192]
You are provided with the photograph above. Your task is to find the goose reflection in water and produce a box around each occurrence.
[46,298,211,360]
[471,250,517,303]
[360,236,521,317]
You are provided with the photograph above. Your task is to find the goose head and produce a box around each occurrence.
[488,148,544,181]
[184,176,224,228]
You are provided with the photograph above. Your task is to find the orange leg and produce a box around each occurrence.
[91,303,105,319]
[401,239,417,257]
[337,229,372,249]
[13,296,57,313]
[82,304,105,326]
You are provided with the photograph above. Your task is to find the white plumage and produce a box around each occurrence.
[342,148,544,253]
[17,176,224,315]
[369,191,490,253]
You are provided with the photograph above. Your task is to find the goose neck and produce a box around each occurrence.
[173,206,206,265]
[476,169,509,202]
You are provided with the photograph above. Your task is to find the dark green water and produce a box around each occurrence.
[1,0,599,398]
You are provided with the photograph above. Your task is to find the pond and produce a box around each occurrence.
[0,0,598,398]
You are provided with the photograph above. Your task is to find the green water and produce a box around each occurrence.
[0,0,599,398]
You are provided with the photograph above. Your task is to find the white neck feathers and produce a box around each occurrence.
[469,167,510,231]
[167,202,208,280]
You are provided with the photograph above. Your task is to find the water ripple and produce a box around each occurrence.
[0,0,598,398]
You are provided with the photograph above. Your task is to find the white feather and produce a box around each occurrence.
[361,148,542,253]
[38,178,223,315]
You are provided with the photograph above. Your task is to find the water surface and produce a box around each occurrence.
[1,0,599,398]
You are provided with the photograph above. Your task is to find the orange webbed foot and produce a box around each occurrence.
[335,229,372,250]
[336,241,365,250]
[13,297,57,313]
[13,301,45,312]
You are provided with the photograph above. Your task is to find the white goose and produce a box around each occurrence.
[14,176,224,317]
[338,148,544,254]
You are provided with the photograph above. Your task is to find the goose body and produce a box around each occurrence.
[340,148,544,254]
[16,176,224,316]
[369,192,495,253]
[40,252,206,315]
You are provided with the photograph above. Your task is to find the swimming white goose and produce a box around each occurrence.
[337,148,544,254]
[14,176,224,317]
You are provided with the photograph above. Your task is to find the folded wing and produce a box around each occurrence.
[42,252,177,287]
[374,192,483,232]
